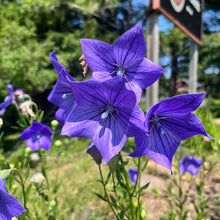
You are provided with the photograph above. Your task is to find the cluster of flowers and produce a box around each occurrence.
[47,24,212,171]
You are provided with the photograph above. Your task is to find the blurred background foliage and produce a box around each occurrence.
[0,0,219,109]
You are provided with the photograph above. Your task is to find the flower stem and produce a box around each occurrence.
[119,156,135,220]
[98,164,119,220]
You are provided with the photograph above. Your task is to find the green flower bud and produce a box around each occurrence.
[0,118,3,129]
[49,200,57,212]
[54,140,62,147]
[25,147,32,154]
[30,172,45,188]
[51,120,59,128]
[0,169,11,179]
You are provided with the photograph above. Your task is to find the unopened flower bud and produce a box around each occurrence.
[0,118,3,129]
[87,142,102,165]
[55,140,62,147]
[25,148,32,154]
[30,172,45,188]
[51,120,59,128]
[0,169,11,179]
[49,200,57,212]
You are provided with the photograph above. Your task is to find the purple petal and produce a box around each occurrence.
[92,119,127,165]
[130,127,181,171]
[62,106,100,138]
[0,189,25,219]
[38,135,52,151]
[117,105,145,137]
[80,39,115,72]
[180,157,203,176]
[47,79,74,107]
[41,125,53,137]
[92,71,113,82]
[19,127,36,140]
[127,168,138,183]
[113,24,145,67]
[0,84,14,114]
[126,58,164,89]
[159,113,214,140]
[26,136,41,151]
[147,93,205,118]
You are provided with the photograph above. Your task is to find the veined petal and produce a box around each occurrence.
[160,113,214,140]
[147,93,205,118]
[92,118,127,165]
[125,81,142,104]
[126,58,164,89]
[47,79,74,107]
[113,24,145,67]
[117,105,145,137]
[0,188,25,219]
[130,126,181,171]
[62,106,100,138]
[41,125,53,137]
[26,137,41,151]
[80,39,115,72]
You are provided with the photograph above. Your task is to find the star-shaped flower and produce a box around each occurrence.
[80,24,164,101]
[179,157,203,176]
[0,176,25,220]
[127,168,138,183]
[128,93,214,171]
[47,51,75,125]
[62,77,145,165]
[19,121,53,151]
[0,84,24,114]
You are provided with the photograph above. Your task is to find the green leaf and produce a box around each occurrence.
[105,172,111,185]
[110,195,117,207]
[53,183,61,194]
[141,159,149,172]
[136,182,150,195]
[93,192,107,202]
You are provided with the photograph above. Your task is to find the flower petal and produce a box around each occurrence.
[80,39,115,72]
[126,57,164,89]
[0,188,25,219]
[62,106,100,138]
[113,24,145,67]
[0,84,14,114]
[26,137,41,151]
[159,113,214,140]
[92,118,127,165]
[19,127,35,140]
[129,127,181,171]
[147,93,205,117]
[39,136,52,151]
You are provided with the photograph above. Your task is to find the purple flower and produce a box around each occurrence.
[19,121,53,151]
[47,51,76,125]
[87,142,102,165]
[62,77,145,165]
[80,25,164,101]
[180,157,203,176]
[0,176,25,220]
[127,168,138,183]
[0,84,24,114]
[128,93,214,171]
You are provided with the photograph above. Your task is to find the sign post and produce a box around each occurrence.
[146,1,160,109]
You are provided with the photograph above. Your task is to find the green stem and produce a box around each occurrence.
[119,156,134,220]
[11,168,27,209]
[98,164,119,220]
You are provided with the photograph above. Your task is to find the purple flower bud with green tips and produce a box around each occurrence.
[180,157,203,176]
[19,121,53,151]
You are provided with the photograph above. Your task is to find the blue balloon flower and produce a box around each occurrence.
[179,157,203,176]
[20,121,53,151]
[127,168,138,183]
